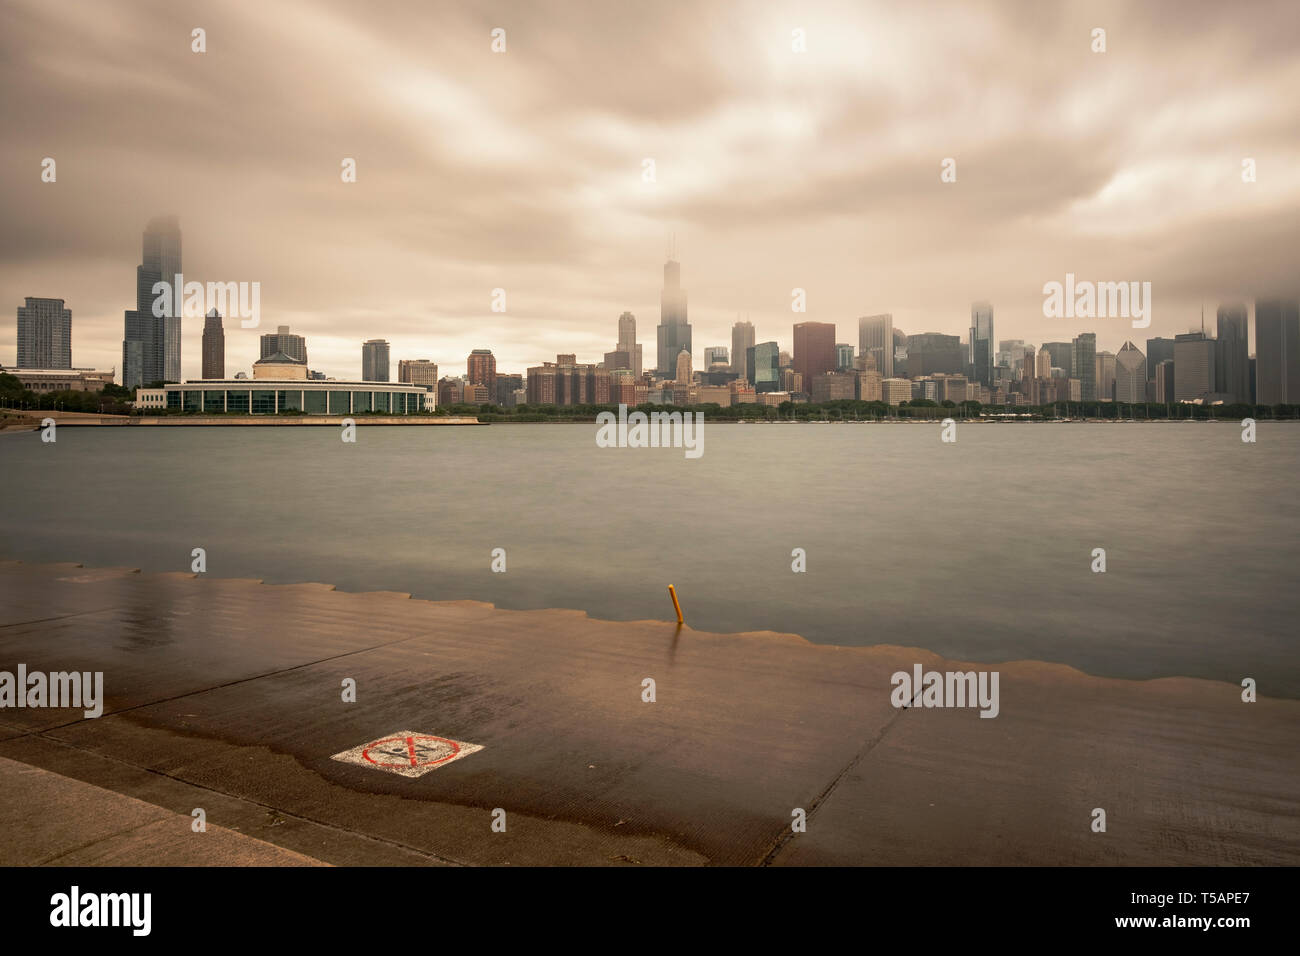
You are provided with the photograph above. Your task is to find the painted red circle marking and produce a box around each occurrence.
[362,734,462,768]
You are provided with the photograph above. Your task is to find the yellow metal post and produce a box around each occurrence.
[667,584,684,624]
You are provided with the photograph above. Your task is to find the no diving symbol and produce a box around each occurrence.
[332,729,484,778]
[364,734,460,769]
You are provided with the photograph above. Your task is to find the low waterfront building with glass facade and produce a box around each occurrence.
[148,379,435,414]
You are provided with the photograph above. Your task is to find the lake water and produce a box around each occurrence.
[2,421,1297,695]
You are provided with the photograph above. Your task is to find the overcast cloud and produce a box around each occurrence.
[2,0,1298,379]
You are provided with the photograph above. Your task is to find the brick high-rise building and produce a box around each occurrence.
[811,371,855,403]
[495,373,523,406]
[467,349,496,395]
[794,321,836,389]
[526,356,610,406]
[398,359,438,387]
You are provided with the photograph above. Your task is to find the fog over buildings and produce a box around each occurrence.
[2,0,1299,380]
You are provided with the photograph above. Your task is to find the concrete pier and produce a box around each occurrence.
[0,561,1295,866]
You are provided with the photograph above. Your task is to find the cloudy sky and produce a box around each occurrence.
[2,0,1298,380]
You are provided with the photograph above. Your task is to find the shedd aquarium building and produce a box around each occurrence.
[140,352,436,415]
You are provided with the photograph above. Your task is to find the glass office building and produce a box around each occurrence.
[155,380,433,414]
[747,341,781,392]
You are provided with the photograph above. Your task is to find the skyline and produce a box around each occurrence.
[3,0,1299,380]
[7,218,1297,387]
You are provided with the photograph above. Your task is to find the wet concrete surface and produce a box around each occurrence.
[1,560,1296,865]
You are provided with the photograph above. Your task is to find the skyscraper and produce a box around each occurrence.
[704,346,729,367]
[969,303,994,387]
[835,344,854,370]
[1035,348,1052,379]
[1115,341,1146,404]
[1096,350,1116,401]
[656,259,691,377]
[675,347,692,384]
[398,359,438,387]
[16,297,71,369]
[1043,341,1074,377]
[122,215,182,388]
[616,311,642,377]
[261,325,307,364]
[1072,332,1097,401]
[1174,331,1216,401]
[858,314,894,379]
[362,339,390,382]
[731,320,754,377]
[747,341,780,392]
[1216,304,1250,404]
[1145,337,1175,382]
[905,333,964,376]
[794,322,837,388]
[1155,359,1175,403]
[467,349,497,395]
[201,308,224,379]
[1255,299,1300,405]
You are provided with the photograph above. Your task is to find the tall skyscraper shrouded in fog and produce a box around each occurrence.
[467,348,497,395]
[731,320,754,377]
[362,339,390,382]
[122,215,182,388]
[969,303,994,387]
[1216,305,1250,404]
[656,258,690,377]
[201,308,224,379]
[616,311,642,377]
[858,314,894,379]
[16,297,72,369]
[793,321,836,387]
[261,325,307,364]
[1255,299,1300,405]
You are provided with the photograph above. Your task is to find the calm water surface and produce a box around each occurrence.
[2,422,1296,694]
